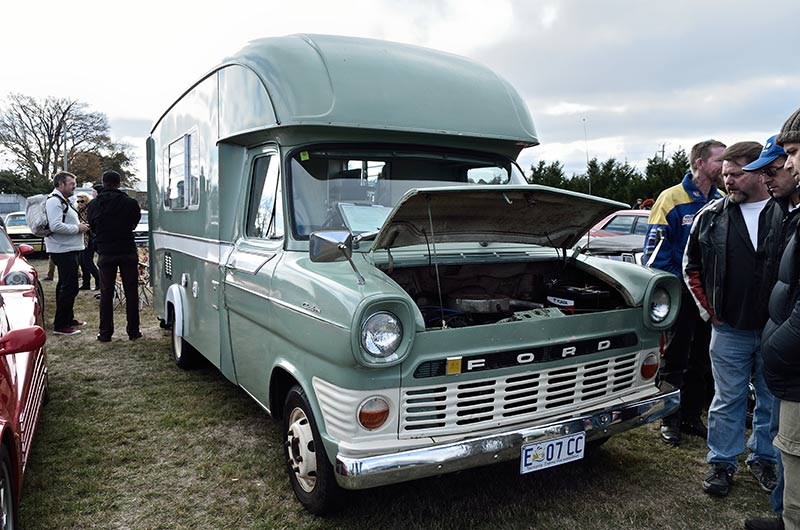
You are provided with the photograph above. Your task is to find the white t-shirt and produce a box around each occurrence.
[738,198,769,250]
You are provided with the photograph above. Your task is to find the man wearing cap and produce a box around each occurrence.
[745,108,800,530]
[684,141,780,497]
[643,139,726,445]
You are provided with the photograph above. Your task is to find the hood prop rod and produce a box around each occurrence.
[426,195,447,329]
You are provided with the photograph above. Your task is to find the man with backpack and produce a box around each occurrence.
[45,171,90,335]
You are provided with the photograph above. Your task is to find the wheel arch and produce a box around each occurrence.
[165,283,188,337]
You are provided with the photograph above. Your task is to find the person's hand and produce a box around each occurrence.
[78,223,90,233]
[711,316,724,326]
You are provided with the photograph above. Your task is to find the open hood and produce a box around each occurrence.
[371,185,627,252]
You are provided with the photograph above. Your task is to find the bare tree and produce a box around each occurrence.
[0,93,134,190]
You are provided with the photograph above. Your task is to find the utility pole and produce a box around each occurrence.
[582,117,591,195]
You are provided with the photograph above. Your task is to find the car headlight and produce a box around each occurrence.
[361,311,402,358]
[649,288,670,323]
[3,271,32,286]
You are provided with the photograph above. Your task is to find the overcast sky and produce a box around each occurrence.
[2,0,798,189]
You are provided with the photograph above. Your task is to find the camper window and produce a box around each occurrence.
[247,154,281,239]
[165,132,200,210]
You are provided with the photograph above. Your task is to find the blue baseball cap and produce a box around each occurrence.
[743,134,786,171]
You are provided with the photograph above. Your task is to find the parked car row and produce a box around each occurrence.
[3,209,150,250]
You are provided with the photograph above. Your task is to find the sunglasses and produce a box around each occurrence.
[77,200,86,204]
[761,166,783,178]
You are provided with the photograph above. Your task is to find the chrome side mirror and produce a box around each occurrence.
[309,231,365,285]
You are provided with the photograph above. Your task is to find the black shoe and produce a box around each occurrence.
[128,332,142,341]
[744,516,784,530]
[748,460,778,493]
[703,463,735,496]
[79,285,90,291]
[681,417,708,439]
[660,416,681,446]
[96,334,111,343]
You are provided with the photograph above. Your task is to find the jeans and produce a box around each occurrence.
[775,400,800,530]
[81,237,99,288]
[707,323,777,468]
[50,251,80,330]
[771,394,784,514]
[97,252,140,339]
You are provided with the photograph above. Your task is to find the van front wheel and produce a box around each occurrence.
[283,385,340,514]
[169,306,198,369]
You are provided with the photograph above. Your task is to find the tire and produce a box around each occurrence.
[586,436,609,450]
[283,385,340,514]
[169,306,198,370]
[0,445,17,530]
[35,281,45,324]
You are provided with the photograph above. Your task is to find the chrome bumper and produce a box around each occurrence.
[334,381,679,490]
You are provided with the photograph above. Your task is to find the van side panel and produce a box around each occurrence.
[149,74,223,368]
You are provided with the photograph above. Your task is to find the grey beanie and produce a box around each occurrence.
[776,107,800,146]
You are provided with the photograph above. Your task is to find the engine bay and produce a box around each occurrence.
[382,260,628,330]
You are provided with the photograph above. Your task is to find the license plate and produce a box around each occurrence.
[520,432,585,474]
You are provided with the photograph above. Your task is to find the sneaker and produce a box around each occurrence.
[748,460,778,493]
[128,332,143,341]
[744,516,784,530]
[702,463,735,496]
[54,327,81,336]
[659,415,681,446]
[96,334,111,343]
[69,320,87,327]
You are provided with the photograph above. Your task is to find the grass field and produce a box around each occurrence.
[19,258,775,529]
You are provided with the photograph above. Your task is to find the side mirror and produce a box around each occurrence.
[17,244,35,256]
[0,326,46,356]
[309,231,353,263]
[309,231,365,285]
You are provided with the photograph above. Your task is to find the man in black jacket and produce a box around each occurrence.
[87,170,142,342]
[745,107,800,530]
[684,142,780,498]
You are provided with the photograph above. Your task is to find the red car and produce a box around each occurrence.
[0,229,43,318]
[588,209,651,237]
[0,285,47,528]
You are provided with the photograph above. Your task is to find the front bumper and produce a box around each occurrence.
[334,381,678,489]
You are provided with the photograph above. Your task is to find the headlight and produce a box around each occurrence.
[649,288,670,323]
[3,271,31,286]
[361,311,402,358]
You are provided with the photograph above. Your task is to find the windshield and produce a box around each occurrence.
[5,214,26,227]
[289,147,526,238]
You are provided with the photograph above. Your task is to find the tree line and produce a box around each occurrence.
[527,149,690,207]
[0,93,136,195]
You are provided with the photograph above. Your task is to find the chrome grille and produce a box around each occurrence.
[400,352,639,438]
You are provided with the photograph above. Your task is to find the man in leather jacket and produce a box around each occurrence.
[684,141,780,498]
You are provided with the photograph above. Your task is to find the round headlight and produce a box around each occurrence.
[3,271,31,286]
[650,288,670,323]
[361,312,402,358]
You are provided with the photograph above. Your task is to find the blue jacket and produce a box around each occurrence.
[642,172,723,278]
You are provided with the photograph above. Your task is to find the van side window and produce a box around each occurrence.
[247,154,281,238]
[164,132,200,210]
